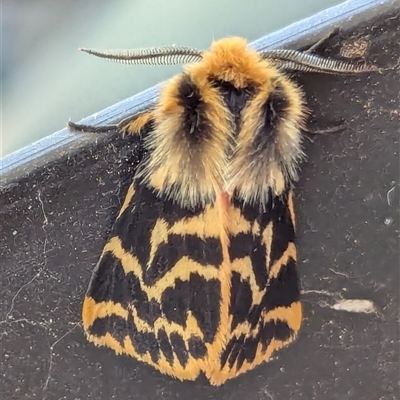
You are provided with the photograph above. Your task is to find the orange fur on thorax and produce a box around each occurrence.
[187,37,276,89]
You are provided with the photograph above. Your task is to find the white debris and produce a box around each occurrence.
[331,299,377,314]
[386,186,396,206]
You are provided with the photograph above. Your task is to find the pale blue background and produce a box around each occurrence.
[2,0,345,157]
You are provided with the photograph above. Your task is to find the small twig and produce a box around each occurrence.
[37,190,49,226]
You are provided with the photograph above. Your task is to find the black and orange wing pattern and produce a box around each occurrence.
[82,179,301,385]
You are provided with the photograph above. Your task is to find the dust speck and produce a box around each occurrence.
[383,217,393,226]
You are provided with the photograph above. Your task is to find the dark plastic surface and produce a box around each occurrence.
[1,6,399,400]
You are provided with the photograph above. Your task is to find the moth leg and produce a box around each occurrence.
[68,110,153,136]
[118,111,153,136]
[302,121,347,142]
[304,28,340,54]
[67,121,118,133]
[304,123,346,135]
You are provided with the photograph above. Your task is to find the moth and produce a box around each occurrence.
[69,33,378,385]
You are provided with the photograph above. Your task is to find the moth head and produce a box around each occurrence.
[80,37,374,210]
[189,37,272,88]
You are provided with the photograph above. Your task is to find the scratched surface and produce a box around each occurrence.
[1,9,399,400]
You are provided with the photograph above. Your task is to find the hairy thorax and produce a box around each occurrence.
[137,38,306,210]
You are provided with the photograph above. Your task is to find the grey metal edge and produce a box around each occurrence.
[1,0,398,186]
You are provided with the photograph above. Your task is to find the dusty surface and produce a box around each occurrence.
[1,10,399,400]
